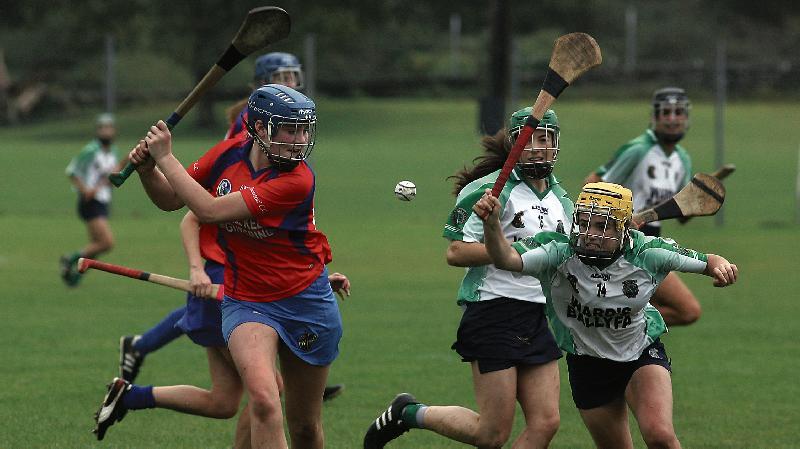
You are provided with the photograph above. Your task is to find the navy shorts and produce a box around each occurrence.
[452,297,562,374]
[221,267,342,366]
[78,198,109,221]
[176,261,225,347]
[566,339,671,409]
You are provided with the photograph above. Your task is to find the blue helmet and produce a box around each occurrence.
[246,84,317,171]
[253,52,303,89]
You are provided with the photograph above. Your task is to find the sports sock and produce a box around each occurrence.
[401,403,428,429]
[134,307,185,355]
[122,385,156,410]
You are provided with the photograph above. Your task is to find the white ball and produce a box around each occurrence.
[394,180,416,201]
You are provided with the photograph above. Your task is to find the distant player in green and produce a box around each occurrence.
[584,87,701,326]
[365,108,569,448]
[60,113,123,286]
[475,182,738,449]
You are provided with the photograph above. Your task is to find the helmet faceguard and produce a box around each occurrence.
[254,52,304,89]
[570,183,633,260]
[246,84,316,172]
[509,108,560,179]
[651,87,690,144]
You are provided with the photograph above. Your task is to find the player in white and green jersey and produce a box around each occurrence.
[475,182,738,449]
[60,113,121,286]
[364,108,568,449]
[585,87,702,328]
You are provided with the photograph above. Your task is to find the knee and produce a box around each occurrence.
[641,423,679,449]
[534,412,560,440]
[474,425,511,449]
[248,390,282,422]
[99,236,115,252]
[287,418,322,443]
[676,301,702,325]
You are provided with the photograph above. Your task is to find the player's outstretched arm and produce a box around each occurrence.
[704,254,738,287]
[474,189,523,272]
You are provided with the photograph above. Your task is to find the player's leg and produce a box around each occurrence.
[120,307,186,382]
[625,343,680,448]
[228,322,286,449]
[82,216,115,258]
[512,360,560,449]
[577,397,634,449]
[151,346,243,418]
[234,402,252,449]
[278,343,329,449]
[423,363,518,447]
[651,272,702,326]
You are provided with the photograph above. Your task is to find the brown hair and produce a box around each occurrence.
[448,129,511,196]
[226,98,249,126]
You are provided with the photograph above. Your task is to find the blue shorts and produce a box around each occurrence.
[221,267,342,366]
[78,199,109,221]
[566,339,671,409]
[176,261,225,347]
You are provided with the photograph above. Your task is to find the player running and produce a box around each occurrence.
[95,85,341,449]
[474,182,738,449]
[584,87,702,326]
[365,108,568,449]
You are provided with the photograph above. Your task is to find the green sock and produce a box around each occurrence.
[68,252,82,265]
[401,403,427,429]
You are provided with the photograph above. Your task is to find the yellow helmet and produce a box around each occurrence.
[571,182,633,259]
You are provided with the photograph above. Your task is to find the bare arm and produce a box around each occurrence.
[703,254,738,287]
[472,189,523,272]
[142,121,252,223]
[446,241,493,267]
[128,139,184,211]
[68,175,95,201]
[180,211,215,299]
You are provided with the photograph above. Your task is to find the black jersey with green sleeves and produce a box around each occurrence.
[511,229,709,361]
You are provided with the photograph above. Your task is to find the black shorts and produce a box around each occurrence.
[451,297,562,374]
[566,339,671,410]
[78,198,109,221]
[639,224,661,237]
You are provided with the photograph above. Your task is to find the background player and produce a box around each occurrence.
[476,181,737,449]
[365,108,568,449]
[583,87,701,326]
[60,113,123,286]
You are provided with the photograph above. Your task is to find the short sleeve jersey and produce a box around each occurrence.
[65,139,118,204]
[513,230,707,361]
[598,130,692,227]
[189,138,332,302]
[443,168,573,305]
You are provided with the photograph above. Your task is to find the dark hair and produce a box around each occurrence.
[448,129,510,196]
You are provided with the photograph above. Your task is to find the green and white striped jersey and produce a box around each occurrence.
[513,230,707,361]
[65,139,118,204]
[598,130,692,227]
[444,168,573,305]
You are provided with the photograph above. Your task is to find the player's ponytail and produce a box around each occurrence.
[448,129,510,196]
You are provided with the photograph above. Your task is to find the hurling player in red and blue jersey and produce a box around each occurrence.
[95,85,340,449]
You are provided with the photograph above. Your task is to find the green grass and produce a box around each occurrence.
[0,97,798,448]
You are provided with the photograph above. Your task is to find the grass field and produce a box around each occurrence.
[1,97,798,448]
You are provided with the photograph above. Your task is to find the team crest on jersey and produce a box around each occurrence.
[298,332,318,352]
[511,210,526,228]
[217,179,232,196]
[622,279,639,298]
[556,220,565,234]
[450,207,470,227]
[647,165,656,179]
[567,273,579,293]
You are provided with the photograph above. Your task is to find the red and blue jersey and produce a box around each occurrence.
[189,138,332,302]
[224,106,249,141]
